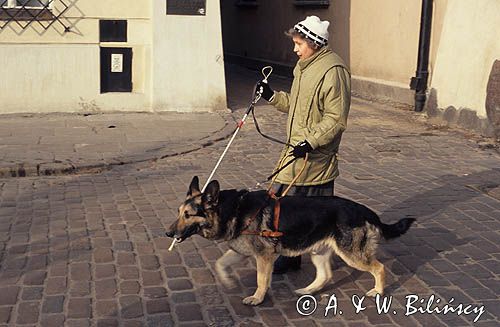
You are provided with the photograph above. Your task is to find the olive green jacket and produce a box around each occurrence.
[270,47,351,186]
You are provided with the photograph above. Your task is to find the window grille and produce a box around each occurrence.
[0,0,70,31]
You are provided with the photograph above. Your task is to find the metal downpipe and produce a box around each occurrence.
[410,0,434,112]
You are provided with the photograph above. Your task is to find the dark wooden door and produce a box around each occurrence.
[100,47,132,93]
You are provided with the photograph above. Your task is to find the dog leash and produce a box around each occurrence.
[250,106,292,147]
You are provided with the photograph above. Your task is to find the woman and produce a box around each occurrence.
[257,16,351,274]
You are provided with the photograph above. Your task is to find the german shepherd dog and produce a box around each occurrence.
[165,176,415,306]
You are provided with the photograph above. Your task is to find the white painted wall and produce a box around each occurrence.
[430,0,500,118]
[0,45,98,113]
[0,0,152,113]
[0,0,226,114]
[151,0,226,112]
[0,43,154,113]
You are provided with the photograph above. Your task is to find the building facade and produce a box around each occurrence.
[0,0,227,114]
[220,0,500,138]
[2,1,498,138]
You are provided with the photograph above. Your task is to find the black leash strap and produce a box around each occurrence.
[250,106,291,146]
[252,79,298,181]
[251,81,300,182]
[266,157,298,181]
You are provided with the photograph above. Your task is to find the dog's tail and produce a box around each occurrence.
[379,218,416,240]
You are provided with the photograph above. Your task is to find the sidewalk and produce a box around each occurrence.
[0,111,236,178]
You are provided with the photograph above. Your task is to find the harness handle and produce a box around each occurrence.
[267,153,309,197]
[280,153,309,197]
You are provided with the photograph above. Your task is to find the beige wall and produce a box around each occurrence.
[0,0,152,113]
[152,0,226,112]
[0,44,98,113]
[0,0,150,43]
[0,0,227,114]
[2,0,497,127]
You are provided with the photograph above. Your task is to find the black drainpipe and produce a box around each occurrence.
[410,0,434,112]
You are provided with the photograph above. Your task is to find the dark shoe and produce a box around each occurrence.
[273,255,301,274]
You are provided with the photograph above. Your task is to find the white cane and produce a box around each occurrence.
[201,66,273,192]
[169,66,273,251]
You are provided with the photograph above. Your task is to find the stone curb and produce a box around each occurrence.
[0,112,237,178]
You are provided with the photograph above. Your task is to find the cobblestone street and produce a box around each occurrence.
[0,66,499,326]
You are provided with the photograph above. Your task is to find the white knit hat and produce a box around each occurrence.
[294,16,330,47]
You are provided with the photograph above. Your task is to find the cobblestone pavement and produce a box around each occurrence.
[0,66,499,326]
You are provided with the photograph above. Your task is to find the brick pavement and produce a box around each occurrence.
[0,65,499,326]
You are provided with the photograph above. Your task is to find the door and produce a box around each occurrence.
[100,47,132,93]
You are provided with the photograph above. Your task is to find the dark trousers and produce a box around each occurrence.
[271,181,335,271]
[270,180,335,197]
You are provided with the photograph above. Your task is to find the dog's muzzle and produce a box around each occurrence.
[166,224,201,244]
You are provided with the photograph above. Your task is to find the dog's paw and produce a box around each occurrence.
[242,296,264,306]
[294,288,312,296]
[366,288,383,297]
[220,277,238,290]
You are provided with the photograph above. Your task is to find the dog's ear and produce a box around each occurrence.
[203,180,220,207]
[187,176,201,197]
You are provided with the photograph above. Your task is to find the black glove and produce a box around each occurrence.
[256,80,274,101]
[291,140,313,158]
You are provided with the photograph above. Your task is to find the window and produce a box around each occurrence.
[2,0,52,8]
[18,0,50,8]
[0,0,54,23]
[293,0,330,8]
[100,20,128,42]
[0,0,69,30]
[0,0,12,7]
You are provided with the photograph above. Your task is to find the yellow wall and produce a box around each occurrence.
[0,44,99,113]
[430,0,500,118]
[349,0,420,84]
[0,0,152,113]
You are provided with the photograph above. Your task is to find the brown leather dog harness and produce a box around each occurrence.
[240,192,283,238]
[240,153,309,238]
